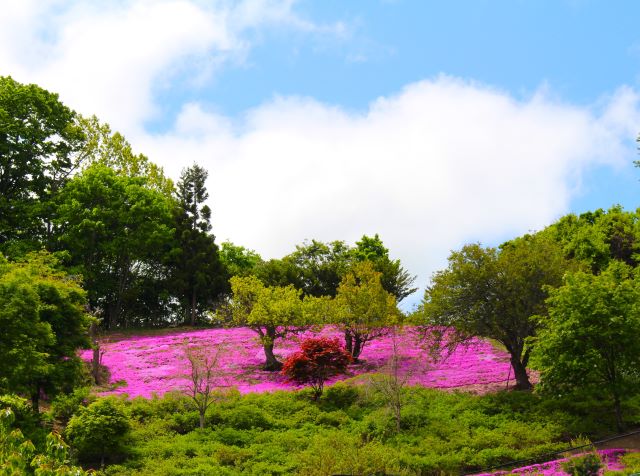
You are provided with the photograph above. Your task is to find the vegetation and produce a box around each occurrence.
[281,337,352,399]
[3,75,640,474]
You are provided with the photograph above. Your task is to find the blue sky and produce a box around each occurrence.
[1,0,639,307]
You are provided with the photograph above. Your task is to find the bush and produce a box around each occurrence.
[561,453,603,476]
[51,386,95,426]
[66,397,131,467]
[321,381,359,410]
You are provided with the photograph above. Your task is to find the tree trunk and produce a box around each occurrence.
[190,288,197,326]
[199,410,205,429]
[90,322,101,384]
[352,335,364,361]
[263,342,282,371]
[344,331,353,355]
[613,392,624,432]
[510,357,532,390]
[31,388,40,415]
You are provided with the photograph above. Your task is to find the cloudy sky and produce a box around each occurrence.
[2,0,640,309]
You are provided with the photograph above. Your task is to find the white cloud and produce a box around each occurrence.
[137,77,639,310]
[0,0,341,133]
[1,2,638,310]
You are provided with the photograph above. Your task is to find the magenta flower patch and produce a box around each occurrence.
[80,327,519,398]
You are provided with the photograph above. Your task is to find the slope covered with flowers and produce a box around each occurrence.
[80,327,516,398]
[477,448,629,475]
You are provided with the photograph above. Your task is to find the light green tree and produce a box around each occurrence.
[227,276,306,370]
[532,260,640,431]
[333,261,402,360]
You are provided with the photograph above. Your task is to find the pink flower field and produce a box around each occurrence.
[477,448,630,475]
[80,327,517,398]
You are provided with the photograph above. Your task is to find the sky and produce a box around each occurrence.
[1,0,640,310]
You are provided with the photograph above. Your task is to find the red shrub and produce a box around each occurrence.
[282,337,352,399]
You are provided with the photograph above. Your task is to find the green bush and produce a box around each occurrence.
[561,453,603,476]
[66,397,131,466]
[50,386,95,426]
[320,381,359,409]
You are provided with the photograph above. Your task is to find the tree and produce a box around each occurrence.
[0,76,85,255]
[367,326,410,432]
[286,240,352,297]
[183,340,228,429]
[0,252,92,410]
[531,261,640,431]
[227,275,307,370]
[55,164,175,328]
[417,233,569,390]
[282,337,352,399]
[1,407,89,476]
[171,164,226,325]
[65,398,130,468]
[333,261,402,360]
[353,234,417,302]
[219,241,263,278]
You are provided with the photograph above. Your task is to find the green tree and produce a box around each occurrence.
[219,241,263,278]
[77,115,174,196]
[333,261,402,360]
[171,164,226,325]
[417,233,569,389]
[353,234,417,301]
[227,276,306,370]
[0,252,91,410]
[55,164,175,328]
[66,398,130,468]
[286,240,352,297]
[1,407,89,476]
[0,76,85,255]
[532,261,640,431]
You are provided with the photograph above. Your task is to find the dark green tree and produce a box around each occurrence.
[286,240,352,297]
[0,76,85,255]
[417,233,569,390]
[353,234,417,301]
[171,164,226,325]
[55,164,175,328]
[219,241,263,278]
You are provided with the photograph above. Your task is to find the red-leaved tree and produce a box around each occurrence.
[282,337,352,399]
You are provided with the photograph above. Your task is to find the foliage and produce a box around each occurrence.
[219,241,263,278]
[65,398,130,467]
[417,233,569,389]
[51,388,95,427]
[55,164,175,328]
[353,234,417,301]
[85,384,623,475]
[0,76,85,255]
[333,261,401,359]
[282,337,352,399]
[0,252,92,408]
[170,164,227,325]
[561,452,603,476]
[227,276,307,370]
[531,260,640,431]
[77,115,174,196]
[550,206,640,273]
[1,407,90,476]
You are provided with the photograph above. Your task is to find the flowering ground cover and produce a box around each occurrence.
[80,326,516,398]
[476,448,630,475]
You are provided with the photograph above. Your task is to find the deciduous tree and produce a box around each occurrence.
[531,261,640,431]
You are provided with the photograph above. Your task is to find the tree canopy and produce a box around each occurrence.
[417,233,570,389]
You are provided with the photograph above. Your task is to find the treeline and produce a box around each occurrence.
[0,76,415,330]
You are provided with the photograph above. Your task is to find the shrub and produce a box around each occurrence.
[66,397,131,467]
[282,337,352,400]
[51,386,95,426]
[561,452,603,476]
[321,381,359,409]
